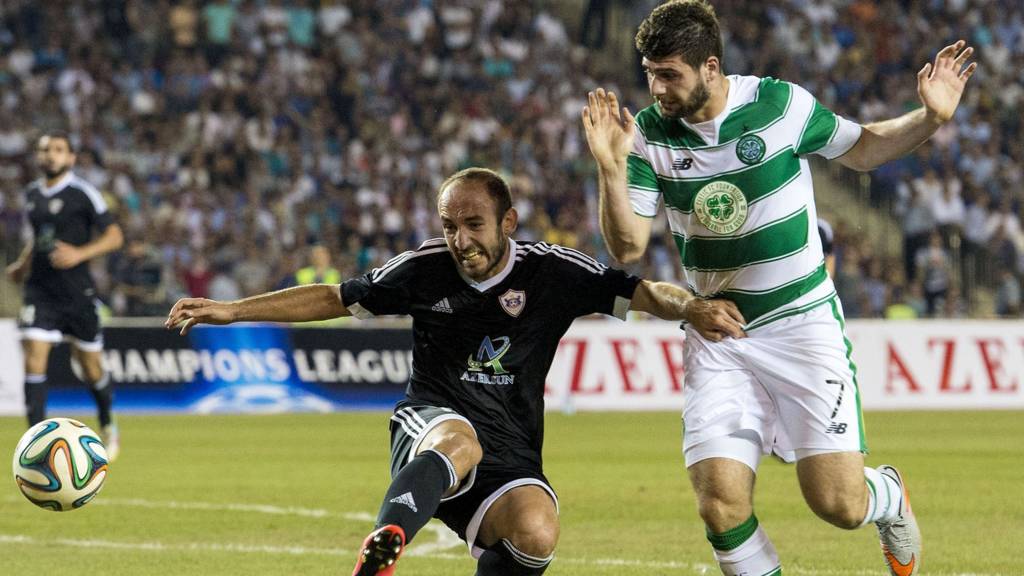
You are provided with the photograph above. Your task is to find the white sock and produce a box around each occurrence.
[710,518,781,576]
[861,466,902,525]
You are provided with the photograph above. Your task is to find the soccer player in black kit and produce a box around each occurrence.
[166,168,746,575]
[6,132,124,459]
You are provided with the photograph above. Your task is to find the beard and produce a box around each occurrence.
[658,79,711,120]
[457,233,508,281]
[41,164,69,180]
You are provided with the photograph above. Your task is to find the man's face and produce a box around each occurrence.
[643,56,710,120]
[438,181,515,282]
[36,136,75,179]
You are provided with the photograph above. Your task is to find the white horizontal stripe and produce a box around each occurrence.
[501,538,552,568]
[628,187,661,217]
[641,87,813,180]
[668,188,819,239]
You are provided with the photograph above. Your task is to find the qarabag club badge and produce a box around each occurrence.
[498,289,525,317]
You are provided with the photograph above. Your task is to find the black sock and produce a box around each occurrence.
[24,374,47,426]
[476,539,552,576]
[375,449,456,544]
[89,375,113,428]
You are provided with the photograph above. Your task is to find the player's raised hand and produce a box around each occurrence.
[49,241,85,269]
[582,88,635,170]
[918,40,977,124]
[165,298,236,335]
[684,298,747,342]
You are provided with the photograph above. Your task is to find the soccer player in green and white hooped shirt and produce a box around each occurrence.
[582,1,976,575]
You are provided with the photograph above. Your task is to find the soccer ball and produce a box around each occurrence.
[12,418,109,511]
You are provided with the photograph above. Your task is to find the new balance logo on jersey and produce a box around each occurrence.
[825,422,848,434]
[671,157,693,170]
[389,492,418,512]
[431,298,453,314]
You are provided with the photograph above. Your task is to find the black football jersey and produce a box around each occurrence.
[341,238,641,470]
[23,172,114,303]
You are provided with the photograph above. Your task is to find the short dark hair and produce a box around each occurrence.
[41,130,77,153]
[635,0,723,69]
[438,167,513,221]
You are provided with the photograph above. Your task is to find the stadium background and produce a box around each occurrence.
[1,1,1023,575]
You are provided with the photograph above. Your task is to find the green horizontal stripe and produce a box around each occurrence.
[635,105,707,149]
[679,208,808,271]
[719,78,792,142]
[706,514,759,551]
[637,78,794,151]
[745,291,835,330]
[715,263,827,323]
[627,154,658,189]
[660,147,800,213]
[796,100,838,155]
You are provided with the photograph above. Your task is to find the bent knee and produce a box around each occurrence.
[506,519,559,559]
[698,495,752,534]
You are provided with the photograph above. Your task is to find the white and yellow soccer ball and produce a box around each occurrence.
[12,418,109,511]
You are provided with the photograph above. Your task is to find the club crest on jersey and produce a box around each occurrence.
[498,289,525,317]
[48,198,64,214]
[694,181,748,235]
[735,134,766,165]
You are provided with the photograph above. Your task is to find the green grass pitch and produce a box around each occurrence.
[2,411,1022,575]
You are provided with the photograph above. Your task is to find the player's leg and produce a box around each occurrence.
[474,485,558,575]
[688,441,780,576]
[761,298,920,575]
[71,345,118,460]
[68,300,118,459]
[796,452,920,574]
[21,338,54,426]
[796,451,869,528]
[375,417,480,539]
[681,328,782,576]
[18,300,62,426]
[353,406,481,575]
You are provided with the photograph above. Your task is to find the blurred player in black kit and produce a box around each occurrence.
[6,132,124,460]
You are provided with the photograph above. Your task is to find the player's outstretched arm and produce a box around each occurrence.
[165,284,350,335]
[631,280,746,341]
[583,88,652,263]
[838,40,976,172]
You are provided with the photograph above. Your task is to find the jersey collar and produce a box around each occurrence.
[38,171,75,197]
[459,238,517,293]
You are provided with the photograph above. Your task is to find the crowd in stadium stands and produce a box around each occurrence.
[0,0,1022,318]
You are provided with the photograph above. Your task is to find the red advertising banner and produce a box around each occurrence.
[2,318,1021,415]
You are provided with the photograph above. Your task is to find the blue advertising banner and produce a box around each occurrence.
[44,324,412,413]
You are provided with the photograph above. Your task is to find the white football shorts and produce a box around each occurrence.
[682,296,865,468]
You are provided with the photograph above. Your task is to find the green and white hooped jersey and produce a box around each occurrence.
[628,75,862,330]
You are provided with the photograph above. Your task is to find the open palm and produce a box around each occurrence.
[582,88,635,168]
[918,40,977,123]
